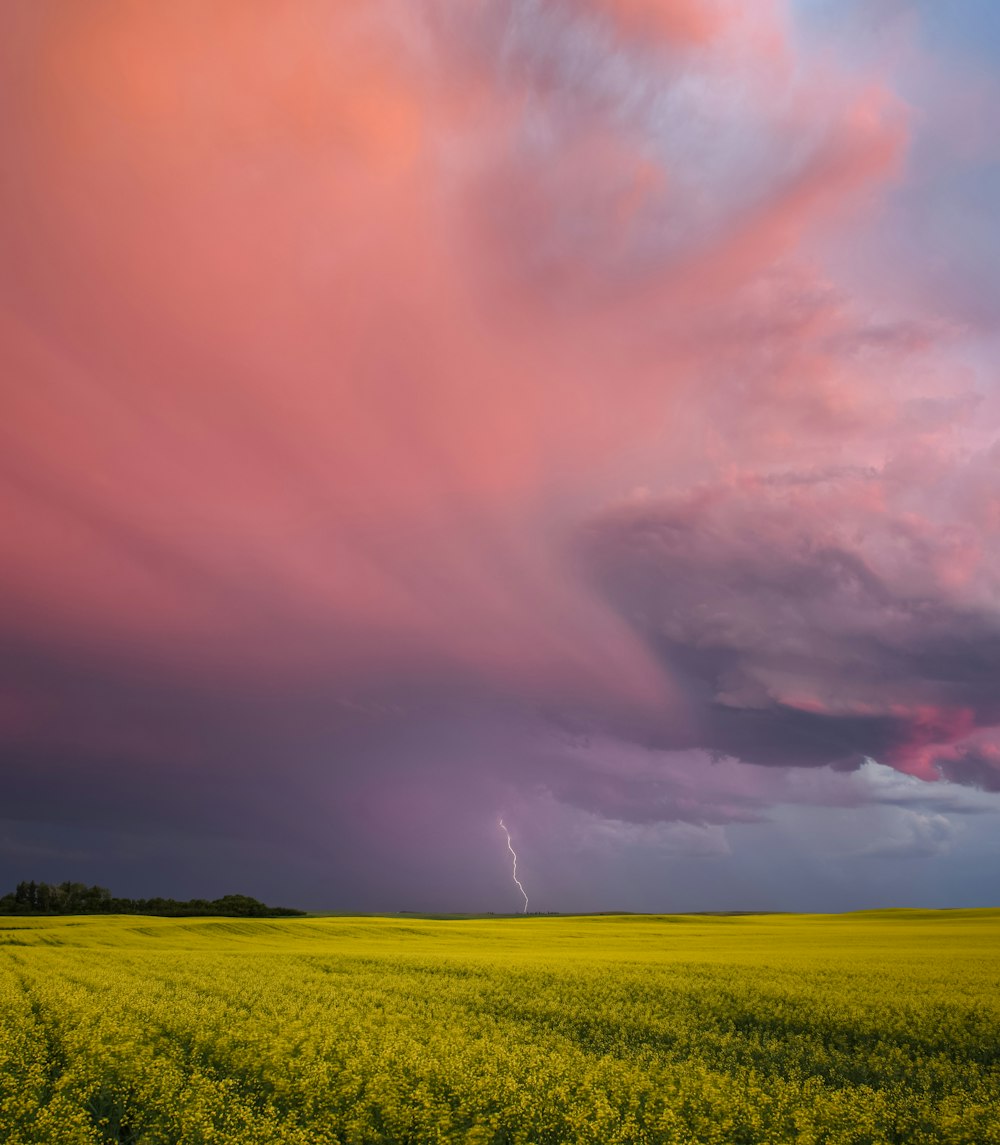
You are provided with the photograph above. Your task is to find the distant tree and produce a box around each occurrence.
[213,894,269,917]
[0,880,305,917]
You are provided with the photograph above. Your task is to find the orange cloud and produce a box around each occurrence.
[4,0,991,801]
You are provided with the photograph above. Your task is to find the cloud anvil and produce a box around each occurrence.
[2,0,999,910]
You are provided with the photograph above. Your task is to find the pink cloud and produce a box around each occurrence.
[589,0,729,45]
[1,0,996,849]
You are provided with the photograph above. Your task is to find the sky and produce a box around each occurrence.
[2,0,1000,913]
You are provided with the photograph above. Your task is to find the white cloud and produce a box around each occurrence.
[858,810,958,859]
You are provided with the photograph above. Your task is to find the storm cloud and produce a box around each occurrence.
[2,1,999,908]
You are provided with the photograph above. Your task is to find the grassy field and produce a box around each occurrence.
[1,911,998,1144]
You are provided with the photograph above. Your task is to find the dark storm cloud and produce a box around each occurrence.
[574,475,1000,782]
[1,1,999,910]
[936,748,1000,792]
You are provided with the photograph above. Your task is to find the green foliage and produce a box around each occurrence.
[1,911,998,1143]
[0,881,304,918]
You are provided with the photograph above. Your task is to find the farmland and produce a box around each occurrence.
[1,911,998,1144]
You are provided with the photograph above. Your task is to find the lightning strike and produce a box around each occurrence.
[498,817,529,914]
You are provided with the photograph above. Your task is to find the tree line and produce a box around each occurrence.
[0,880,305,917]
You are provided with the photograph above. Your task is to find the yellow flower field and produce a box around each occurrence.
[2,911,998,1144]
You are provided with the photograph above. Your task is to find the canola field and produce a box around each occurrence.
[1,911,999,1145]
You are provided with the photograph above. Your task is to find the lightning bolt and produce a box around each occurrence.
[498,818,529,914]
